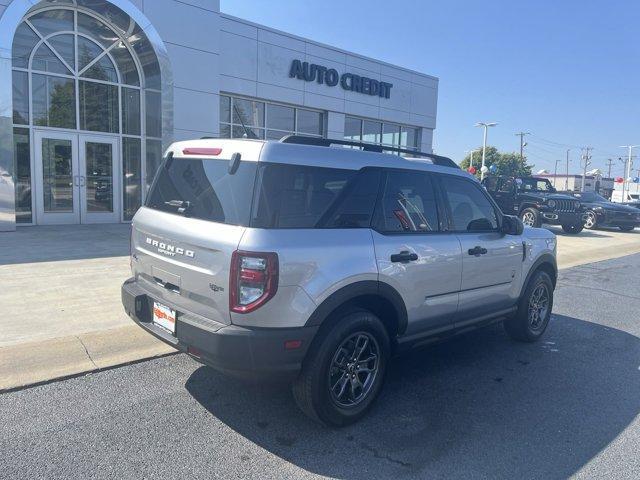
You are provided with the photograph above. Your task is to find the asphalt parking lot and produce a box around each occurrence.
[2,254,639,479]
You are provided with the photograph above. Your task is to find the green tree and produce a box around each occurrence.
[459,146,532,177]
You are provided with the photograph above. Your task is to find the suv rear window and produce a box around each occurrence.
[146,157,257,225]
[251,164,379,229]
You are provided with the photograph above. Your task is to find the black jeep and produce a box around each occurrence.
[482,176,585,234]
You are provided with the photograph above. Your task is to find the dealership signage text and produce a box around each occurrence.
[289,59,393,99]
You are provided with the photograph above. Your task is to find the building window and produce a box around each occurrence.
[220,95,325,140]
[13,128,31,223]
[344,115,421,154]
[10,3,163,224]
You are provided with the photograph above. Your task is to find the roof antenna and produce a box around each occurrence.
[232,103,258,139]
[164,150,174,170]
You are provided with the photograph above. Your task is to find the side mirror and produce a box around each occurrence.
[501,215,524,235]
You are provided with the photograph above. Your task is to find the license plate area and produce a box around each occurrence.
[153,301,176,335]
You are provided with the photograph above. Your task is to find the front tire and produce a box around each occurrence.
[584,210,598,229]
[520,207,541,228]
[505,270,554,342]
[292,310,390,426]
[562,223,583,234]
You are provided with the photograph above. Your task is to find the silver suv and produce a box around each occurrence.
[122,136,558,426]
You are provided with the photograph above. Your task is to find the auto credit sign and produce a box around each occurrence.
[289,59,393,99]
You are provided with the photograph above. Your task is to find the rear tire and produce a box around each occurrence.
[292,310,390,427]
[520,208,541,228]
[619,225,635,232]
[505,270,554,342]
[562,223,583,234]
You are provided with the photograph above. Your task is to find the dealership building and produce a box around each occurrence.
[0,0,439,231]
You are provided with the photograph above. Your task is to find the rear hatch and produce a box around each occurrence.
[131,142,261,326]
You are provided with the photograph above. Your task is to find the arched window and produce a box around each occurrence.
[11,1,163,223]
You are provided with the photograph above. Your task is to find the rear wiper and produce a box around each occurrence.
[164,199,192,215]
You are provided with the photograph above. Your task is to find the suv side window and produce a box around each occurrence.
[251,164,378,229]
[440,175,499,232]
[498,178,514,193]
[374,170,439,232]
[483,177,498,192]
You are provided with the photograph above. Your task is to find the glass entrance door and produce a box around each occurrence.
[34,131,120,224]
[79,135,120,223]
[34,131,79,224]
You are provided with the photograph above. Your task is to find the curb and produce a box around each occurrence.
[0,324,176,392]
[557,242,640,270]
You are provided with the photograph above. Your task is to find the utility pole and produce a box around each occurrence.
[580,147,592,192]
[606,158,614,178]
[515,132,530,165]
[565,149,571,190]
[620,145,639,202]
[553,159,561,189]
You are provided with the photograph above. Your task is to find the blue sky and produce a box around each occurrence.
[221,0,640,177]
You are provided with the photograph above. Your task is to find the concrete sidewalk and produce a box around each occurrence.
[0,225,174,391]
[2,224,640,391]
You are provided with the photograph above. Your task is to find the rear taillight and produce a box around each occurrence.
[230,250,278,313]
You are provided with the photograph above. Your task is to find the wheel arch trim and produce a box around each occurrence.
[304,280,408,336]
[521,253,557,296]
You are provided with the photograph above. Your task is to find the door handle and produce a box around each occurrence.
[468,246,488,256]
[390,251,418,263]
[73,175,79,186]
[80,176,85,187]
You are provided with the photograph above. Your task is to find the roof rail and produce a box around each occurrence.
[279,135,459,169]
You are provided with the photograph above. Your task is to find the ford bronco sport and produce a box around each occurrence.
[482,175,585,234]
[122,136,558,426]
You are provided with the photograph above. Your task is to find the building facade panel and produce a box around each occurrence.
[166,43,218,93]
[173,87,219,134]
[142,0,219,53]
[304,42,346,65]
[257,42,303,91]
[220,30,257,81]
[256,82,303,107]
[1,0,438,230]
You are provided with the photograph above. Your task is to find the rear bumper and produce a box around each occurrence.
[122,278,318,380]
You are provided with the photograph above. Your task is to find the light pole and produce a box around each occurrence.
[475,122,497,180]
[620,145,638,202]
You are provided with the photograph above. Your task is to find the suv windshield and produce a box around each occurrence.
[517,178,555,192]
[146,157,258,225]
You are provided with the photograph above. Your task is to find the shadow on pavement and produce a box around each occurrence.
[186,315,640,479]
[0,224,130,265]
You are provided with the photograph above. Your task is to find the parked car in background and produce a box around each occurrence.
[122,137,558,426]
[564,191,640,231]
[482,175,585,234]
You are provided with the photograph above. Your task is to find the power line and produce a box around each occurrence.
[528,134,583,150]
